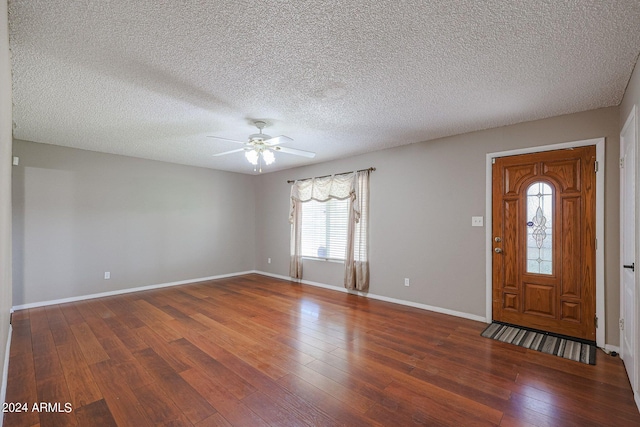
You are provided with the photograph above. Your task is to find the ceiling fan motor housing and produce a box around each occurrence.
[249,133,271,142]
[249,120,270,142]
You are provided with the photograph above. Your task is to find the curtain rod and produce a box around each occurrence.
[286,167,376,184]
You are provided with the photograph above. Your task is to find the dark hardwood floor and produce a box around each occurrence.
[4,274,639,426]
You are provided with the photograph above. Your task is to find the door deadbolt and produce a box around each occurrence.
[494,237,502,242]
[494,247,503,254]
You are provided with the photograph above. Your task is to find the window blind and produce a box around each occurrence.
[300,198,349,260]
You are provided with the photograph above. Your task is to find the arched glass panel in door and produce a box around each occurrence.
[526,182,553,275]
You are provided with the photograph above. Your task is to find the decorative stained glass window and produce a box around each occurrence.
[526,182,553,275]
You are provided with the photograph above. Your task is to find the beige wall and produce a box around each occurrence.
[12,140,256,306]
[0,0,12,410]
[255,107,622,345]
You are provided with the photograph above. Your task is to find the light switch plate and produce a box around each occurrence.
[472,216,484,227]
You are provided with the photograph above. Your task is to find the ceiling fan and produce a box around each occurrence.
[208,121,316,172]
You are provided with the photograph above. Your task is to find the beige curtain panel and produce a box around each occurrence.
[289,170,370,291]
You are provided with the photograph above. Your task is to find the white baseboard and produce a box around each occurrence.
[0,324,12,427]
[256,271,487,323]
[635,390,640,414]
[11,271,257,311]
[604,344,621,354]
[10,268,487,324]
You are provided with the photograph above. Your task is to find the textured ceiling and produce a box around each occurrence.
[8,0,640,174]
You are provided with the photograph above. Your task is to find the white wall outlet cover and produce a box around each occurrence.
[404,278,410,286]
[472,216,484,227]
[104,272,110,279]
[12,156,19,165]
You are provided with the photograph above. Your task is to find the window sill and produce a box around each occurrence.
[301,257,344,264]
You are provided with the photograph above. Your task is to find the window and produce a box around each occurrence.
[289,169,370,291]
[526,181,553,275]
[300,198,349,260]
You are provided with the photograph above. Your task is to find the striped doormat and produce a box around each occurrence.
[481,322,597,365]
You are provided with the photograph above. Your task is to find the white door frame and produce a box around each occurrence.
[485,137,605,347]
[620,105,639,404]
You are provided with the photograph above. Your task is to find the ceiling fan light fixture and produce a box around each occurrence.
[262,149,275,165]
[245,149,258,165]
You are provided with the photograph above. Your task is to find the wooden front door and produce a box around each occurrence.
[492,146,596,341]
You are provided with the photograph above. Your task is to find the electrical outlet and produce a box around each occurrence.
[472,216,484,227]
[104,272,110,279]
[268,258,271,264]
[404,278,410,287]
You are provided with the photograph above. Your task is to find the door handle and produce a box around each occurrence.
[494,248,503,254]
[623,263,635,271]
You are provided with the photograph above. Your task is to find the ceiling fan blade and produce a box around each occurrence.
[264,135,293,146]
[274,146,316,158]
[207,136,247,144]
[213,148,247,157]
